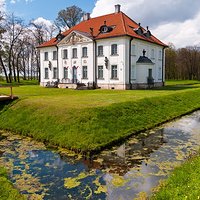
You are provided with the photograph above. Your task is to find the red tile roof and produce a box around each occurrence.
[38,12,167,48]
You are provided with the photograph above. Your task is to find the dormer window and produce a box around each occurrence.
[134,23,143,36]
[134,27,143,35]
[143,26,152,38]
[56,30,64,42]
[100,25,113,34]
[101,26,108,33]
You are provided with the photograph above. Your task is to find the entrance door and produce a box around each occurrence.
[148,68,152,78]
[72,66,77,83]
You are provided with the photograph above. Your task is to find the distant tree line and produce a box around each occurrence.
[0,6,84,83]
[165,43,200,80]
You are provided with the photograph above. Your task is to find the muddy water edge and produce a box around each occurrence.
[1,111,200,199]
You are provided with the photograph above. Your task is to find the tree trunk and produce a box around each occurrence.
[12,55,17,82]
[0,54,9,83]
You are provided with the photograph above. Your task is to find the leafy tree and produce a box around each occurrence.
[55,5,84,29]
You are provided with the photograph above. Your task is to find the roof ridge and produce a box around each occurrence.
[122,12,140,27]
[120,12,127,34]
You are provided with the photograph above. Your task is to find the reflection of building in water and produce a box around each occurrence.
[82,128,165,175]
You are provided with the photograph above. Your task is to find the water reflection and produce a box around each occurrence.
[0,111,200,199]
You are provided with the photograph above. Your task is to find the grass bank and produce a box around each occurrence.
[0,167,25,200]
[151,153,200,199]
[1,83,200,153]
[0,79,39,86]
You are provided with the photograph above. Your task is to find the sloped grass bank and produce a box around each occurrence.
[151,153,200,199]
[0,167,25,200]
[1,89,200,153]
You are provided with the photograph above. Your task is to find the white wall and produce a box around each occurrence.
[39,34,165,88]
[130,39,164,84]
[58,42,94,84]
[96,37,129,89]
[40,46,58,86]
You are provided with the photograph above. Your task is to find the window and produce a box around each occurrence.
[151,49,155,59]
[82,47,87,57]
[111,65,118,79]
[131,45,136,56]
[159,50,162,59]
[131,65,136,81]
[101,26,109,33]
[53,67,58,79]
[63,49,68,59]
[82,66,88,79]
[158,67,162,80]
[53,51,57,60]
[98,46,104,56]
[111,44,118,55]
[44,68,49,79]
[98,66,103,79]
[148,68,153,78]
[72,48,77,58]
[64,67,68,79]
[44,52,48,61]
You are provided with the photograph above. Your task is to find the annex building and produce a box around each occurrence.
[38,5,167,90]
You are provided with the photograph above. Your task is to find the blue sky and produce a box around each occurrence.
[2,0,200,47]
[5,0,96,23]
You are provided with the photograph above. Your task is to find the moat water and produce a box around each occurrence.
[1,111,200,199]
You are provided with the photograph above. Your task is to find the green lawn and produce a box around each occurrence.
[1,81,200,152]
[151,153,200,199]
[166,79,200,86]
[1,80,200,197]
[0,167,25,200]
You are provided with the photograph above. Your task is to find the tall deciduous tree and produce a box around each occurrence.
[55,5,84,29]
[4,13,24,83]
[0,11,9,83]
[30,19,58,82]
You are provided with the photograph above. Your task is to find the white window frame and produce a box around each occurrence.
[44,68,49,79]
[111,44,118,55]
[53,67,58,79]
[82,66,88,79]
[53,51,57,60]
[72,48,77,58]
[98,65,104,79]
[63,49,68,59]
[98,45,104,56]
[111,65,118,79]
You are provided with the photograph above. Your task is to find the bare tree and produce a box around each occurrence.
[165,44,200,80]
[55,5,84,29]
[3,13,24,83]
[0,11,9,83]
[29,19,58,82]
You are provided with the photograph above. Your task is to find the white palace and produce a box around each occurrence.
[38,5,167,89]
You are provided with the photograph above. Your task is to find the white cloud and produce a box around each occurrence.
[152,13,200,48]
[25,0,33,3]
[10,0,16,4]
[0,0,6,12]
[32,17,53,27]
[91,0,200,48]
[9,0,33,4]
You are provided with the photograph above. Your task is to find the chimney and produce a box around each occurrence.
[115,4,121,13]
[83,13,90,21]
